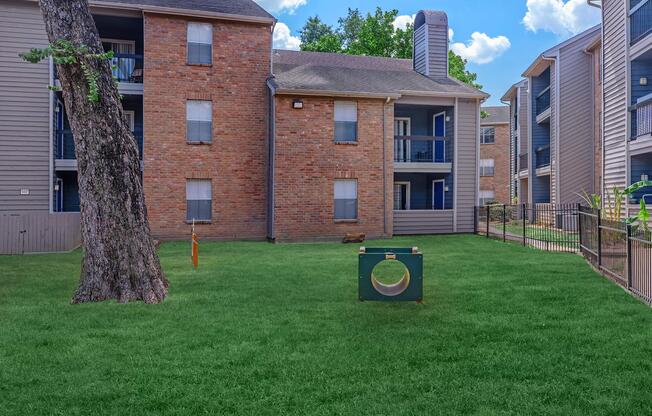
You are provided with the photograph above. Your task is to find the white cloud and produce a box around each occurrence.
[273,22,301,50]
[523,0,600,36]
[448,28,454,42]
[451,32,511,64]
[392,14,415,30]
[254,0,306,14]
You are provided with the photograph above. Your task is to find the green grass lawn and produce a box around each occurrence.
[1,235,651,415]
[502,221,579,243]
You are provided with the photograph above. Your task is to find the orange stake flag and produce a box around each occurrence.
[191,221,199,268]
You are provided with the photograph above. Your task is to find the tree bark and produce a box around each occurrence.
[38,0,168,303]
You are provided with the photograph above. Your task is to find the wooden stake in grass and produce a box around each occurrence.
[23,0,167,303]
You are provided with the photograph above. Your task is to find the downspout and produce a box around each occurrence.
[453,97,459,232]
[527,77,533,205]
[383,96,391,237]
[500,96,513,201]
[266,80,276,241]
[48,56,54,213]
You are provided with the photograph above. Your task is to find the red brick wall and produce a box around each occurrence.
[143,13,271,240]
[480,123,510,204]
[272,96,394,241]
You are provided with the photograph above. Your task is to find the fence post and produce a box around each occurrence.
[522,204,526,246]
[627,224,633,289]
[503,204,506,242]
[597,209,602,268]
[486,205,490,238]
[577,203,582,253]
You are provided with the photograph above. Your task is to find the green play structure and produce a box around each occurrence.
[358,247,423,302]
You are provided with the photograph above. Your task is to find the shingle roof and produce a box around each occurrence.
[270,50,488,99]
[92,0,274,21]
[481,106,510,125]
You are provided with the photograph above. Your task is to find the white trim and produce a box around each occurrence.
[123,110,135,131]
[433,111,446,137]
[394,117,412,162]
[48,56,54,213]
[432,179,445,210]
[186,22,213,65]
[453,98,459,231]
[101,38,136,49]
[394,117,411,135]
[56,178,64,212]
[394,181,411,210]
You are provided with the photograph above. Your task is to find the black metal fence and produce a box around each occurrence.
[578,206,652,304]
[475,204,652,305]
[474,204,579,253]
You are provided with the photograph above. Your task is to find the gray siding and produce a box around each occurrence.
[558,32,598,203]
[413,11,448,80]
[426,21,448,79]
[550,61,557,204]
[602,0,629,199]
[393,210,453,235]
[456,98,479,232]
[413,24,427,75]
[0,1,51,213]
[0,213,80,254]
[519,85,529,155]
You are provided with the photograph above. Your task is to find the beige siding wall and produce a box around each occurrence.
[558,31,599,203]
[393,210,453,235]
[0,213,80,254]
[0,1,51,213]
[519,85,529,155]
[550,61,558,204]
[456,98,479,232]
[602,0,629,202]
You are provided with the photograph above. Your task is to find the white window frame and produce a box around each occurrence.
[334,101,358,142]
[334,179,358,220]
[432,179,445,210]
[393,181,411,211]
[186,100,213,143]
[433,111,446,137]
[480,159,495,177]
[187,22,213,65]
[394,117,411,162]
[186,179,212,222]
[479,190,495,206]
[480,126,496,144]
[123,110,135,131]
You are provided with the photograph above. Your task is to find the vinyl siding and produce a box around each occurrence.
[413,24,427,75]
[393,210,453,235]
[602,0,629,199]
[0,1,51,213]
[558,31,598,203]
[519,85,529,155]
[549,62,557,203]
[426,23,448,79]
[455,98,479,232]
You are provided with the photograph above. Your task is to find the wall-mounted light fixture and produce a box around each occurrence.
[445,116,451,122]
[641,77,648,86]
[292,99,303,109]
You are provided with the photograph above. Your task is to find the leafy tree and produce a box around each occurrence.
[299,16,335,46]
[297,7,482,90]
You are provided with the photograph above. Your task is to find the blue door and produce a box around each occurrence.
[434,113,445,137]
[432,180,445,210]
[434,140,445,163]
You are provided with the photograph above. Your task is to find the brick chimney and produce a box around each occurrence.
[413,10,449,80]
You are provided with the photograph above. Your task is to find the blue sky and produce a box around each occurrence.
[256,0,601,106]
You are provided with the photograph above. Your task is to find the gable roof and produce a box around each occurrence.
[269,49,489,100]
[522,24,600,77]
[501,79,527,102]
[91,0,274,23]
[481,106,509,125]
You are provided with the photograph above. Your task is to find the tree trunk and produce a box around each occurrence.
[38,0,168,303]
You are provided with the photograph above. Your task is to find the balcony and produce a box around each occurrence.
[630,0,651,46]
[393,136,451,173]
[535,86,551,123]
[55,129,143,165]
[54,53,143,95]
[535,145,551,172]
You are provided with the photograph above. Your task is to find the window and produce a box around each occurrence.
[187,22,212,65]
[186,100,212,143]
[186,179,212,221]
[334,179,357,220]
[394,118,411,162]
[479,190,495,206]
[480,127,495,144]
[393,182,410,210]
[480,159,495,177]
[334,101,357,142]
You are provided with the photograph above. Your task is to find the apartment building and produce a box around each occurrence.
[478,106,510,205]
[503,25,601,206]
[589,0,652,213]
[0,3,485,249]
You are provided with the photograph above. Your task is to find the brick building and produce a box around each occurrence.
[0,2,487,251]
[479,106,510,205]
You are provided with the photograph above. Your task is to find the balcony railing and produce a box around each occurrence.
[55,129,143,160]
[630,0,652,45]
[536,86,551,116]
[519,153,528,172]
[536,145,550,168]
[631,95,652,140]
[54,53,143,84]
[394,136,448,163]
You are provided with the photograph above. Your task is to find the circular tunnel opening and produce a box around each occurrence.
[371,259,410,297]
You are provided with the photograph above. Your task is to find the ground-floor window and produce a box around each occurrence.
[334,179,357,220]
[479,190,495,206]
[393,182,410,210]
[186,179,212,222]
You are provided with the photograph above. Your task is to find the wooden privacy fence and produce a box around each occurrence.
[578,206,652,305]
[0,213,81,255]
